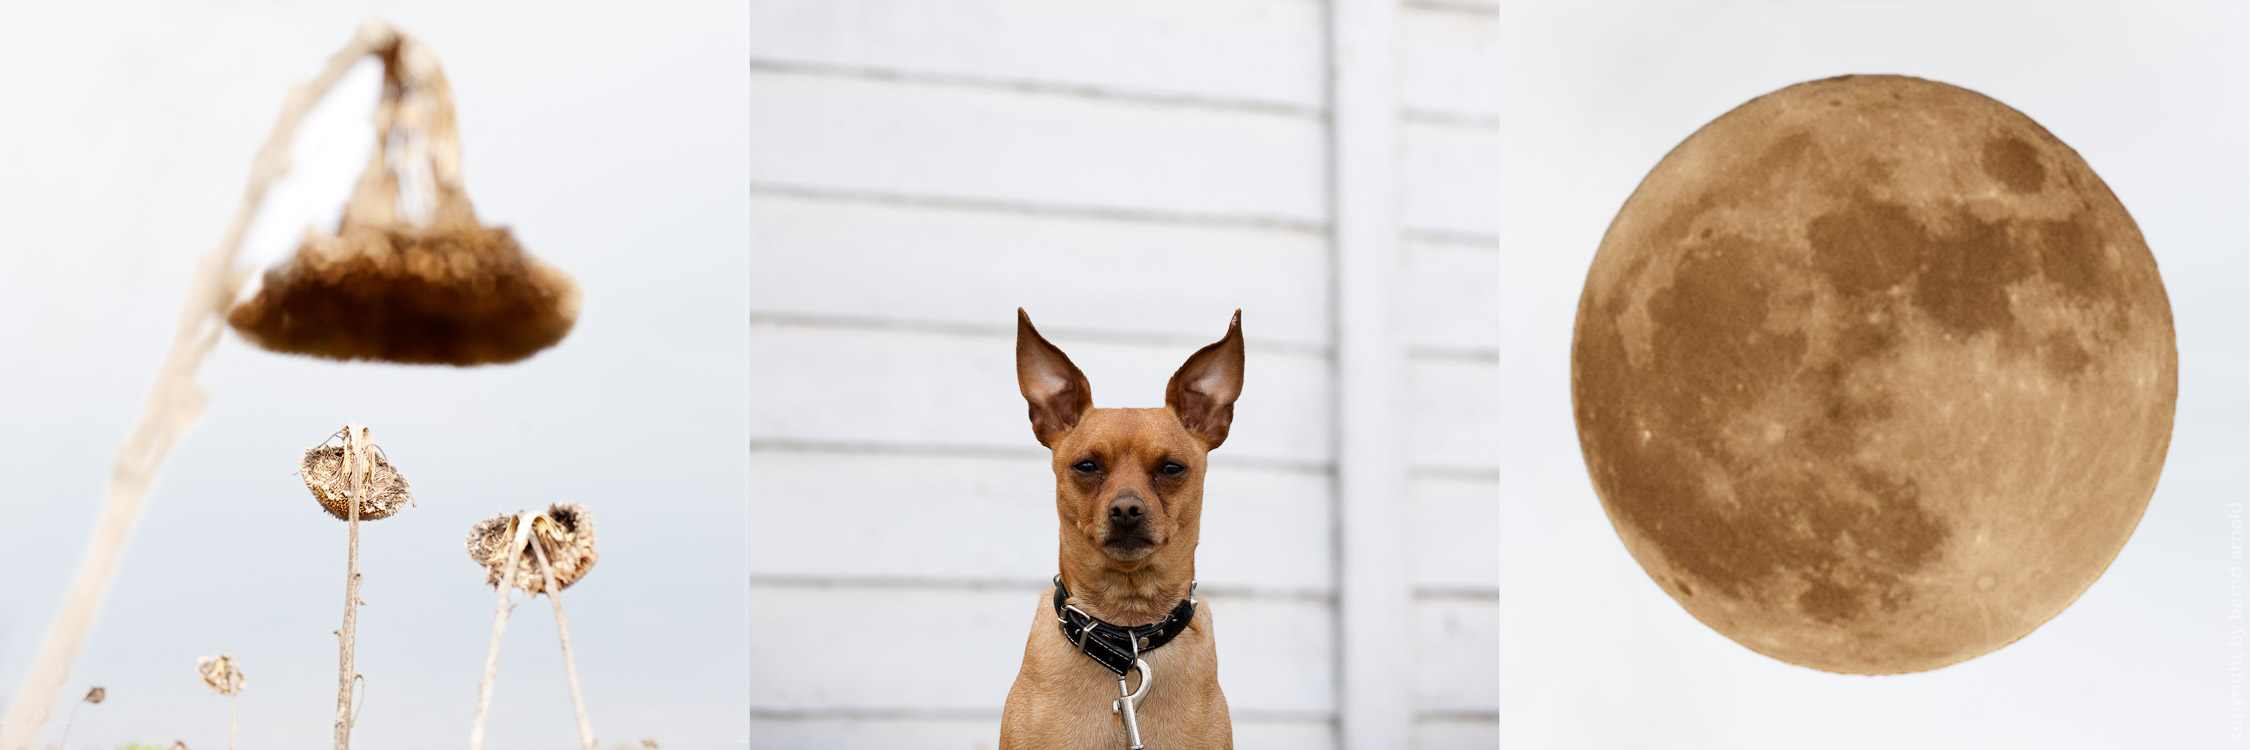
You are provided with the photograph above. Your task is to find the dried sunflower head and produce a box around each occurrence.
[467,503,598,593]
[300,442,412,521]
[532,503,598,589]
[465,512,527,589]
[196,653,245,696]
[227,224,579,366]
[224,32,578,366]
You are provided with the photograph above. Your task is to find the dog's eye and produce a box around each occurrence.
[1158,462,1185,477]
[1073,460,1099,474]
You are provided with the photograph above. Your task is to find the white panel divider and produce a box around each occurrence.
[1328,1,1416,747]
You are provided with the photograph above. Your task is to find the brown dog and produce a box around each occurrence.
[999,309,1241,750]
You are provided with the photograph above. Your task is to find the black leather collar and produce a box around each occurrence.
[1052,575,1198,676]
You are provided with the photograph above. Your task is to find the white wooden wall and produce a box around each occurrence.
[748,2,1497,747]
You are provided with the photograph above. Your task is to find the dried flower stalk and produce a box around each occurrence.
[0,22,405,750]
[197,652,245,750]
[464,504,600,749]
[531,531,597,750]
[320,424,391,750]
[55,686,103,750]
[468,511,535,750]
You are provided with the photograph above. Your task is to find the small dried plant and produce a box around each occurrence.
[466,504,600,750]
[304,425,404,750]
[196,653,246,750]
[55,686,103,750]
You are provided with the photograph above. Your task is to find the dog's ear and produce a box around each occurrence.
[1166,310,1245,450]
[1017,309,1093,447]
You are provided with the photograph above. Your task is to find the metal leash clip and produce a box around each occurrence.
[1113,657,1152,750]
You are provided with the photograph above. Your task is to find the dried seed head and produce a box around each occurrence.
[82,686,104,704]
[301,443,412,521]
[533,503,599,590]
[465,513,523,588]
[196,652,246,696]
[466,503,599,594]
[170,742,190,750]
[226,225,580,365]
[223,32,577,367]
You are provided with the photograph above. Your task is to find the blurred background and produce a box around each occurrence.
[1499,2,2245,749]
[0,3,747,748]
[749,0,1500,748]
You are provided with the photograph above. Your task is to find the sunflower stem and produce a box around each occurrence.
[55,701,79,750]
[530,530,596,750]
[470,512,536,750]
[334,425,368,750]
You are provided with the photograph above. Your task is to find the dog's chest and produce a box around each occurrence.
[1003,599,1232,750]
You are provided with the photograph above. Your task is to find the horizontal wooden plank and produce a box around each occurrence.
[751,716,999,750]
[1399,4,1500,119]
[1402,120,1500,238]
[749,584,1336,715]
[1238,719,1338,749]
[1415,716,1500,750]
[749,0,1326,109]
[749,323,1336,465]
[749,715,1334,750]
[746,584,1037,713]
[749,194,1332,348]
[1407,358,1499,472]
[1414,597,1499,715]
[1409,0,1498,12]
[748,449,1335,593]
[749,70,1329,223]
[1409,476,1498,592]
[1407,238,1499,354]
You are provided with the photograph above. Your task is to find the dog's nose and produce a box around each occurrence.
[1107,494,1147,529]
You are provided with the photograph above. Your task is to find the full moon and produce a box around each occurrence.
[1571,75,2176,673]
